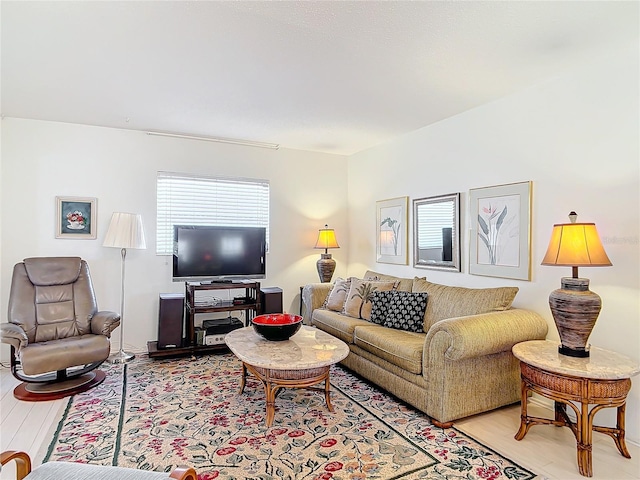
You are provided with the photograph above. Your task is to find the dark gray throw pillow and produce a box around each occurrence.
[382,291,428,332]
[369,290,393,325]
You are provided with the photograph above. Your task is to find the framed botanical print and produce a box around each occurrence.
[469,181,531,280]
[55,196,97,239]
[376,196,408,265]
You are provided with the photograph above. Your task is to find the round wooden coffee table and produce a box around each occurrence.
[225,325,349,426]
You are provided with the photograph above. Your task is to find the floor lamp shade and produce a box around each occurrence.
[103,212,146,363]
[541,212,612,357]
[103,212,146,249]
[314,224,339,283]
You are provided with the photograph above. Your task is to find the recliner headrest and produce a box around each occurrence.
[23,257,83,286]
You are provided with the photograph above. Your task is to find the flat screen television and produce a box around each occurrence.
[172,225,266,282]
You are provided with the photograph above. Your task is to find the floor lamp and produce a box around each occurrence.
[103,212,146,363]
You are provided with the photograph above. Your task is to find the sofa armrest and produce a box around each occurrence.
[91,311,121,337]
[301,283,332,324]
[1,323,28,353]
[424,309,548,365]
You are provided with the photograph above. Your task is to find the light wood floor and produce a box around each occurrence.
[1,365,638,480]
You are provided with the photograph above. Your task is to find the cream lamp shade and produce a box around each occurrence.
[541,216,611,276]
[541,212,612,358]
[314,224,339,283]
[314,226,340,253]
[103,212,147,249]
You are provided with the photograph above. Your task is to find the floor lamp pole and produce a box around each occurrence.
[108,247,135,363]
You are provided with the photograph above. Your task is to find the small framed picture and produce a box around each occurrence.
[376,196,408,265]
[469,181,532,280]
[55,196,97,239]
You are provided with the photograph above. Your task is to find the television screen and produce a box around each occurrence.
[172,225,266,282]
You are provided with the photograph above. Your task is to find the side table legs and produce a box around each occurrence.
[515,371,632,478]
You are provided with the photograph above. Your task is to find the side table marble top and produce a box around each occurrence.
[512,340,640,380]
[225,325,349,370]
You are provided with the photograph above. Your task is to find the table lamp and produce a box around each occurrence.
[541,212,612,357]
[103,212,147,363]
[314,224,340,282]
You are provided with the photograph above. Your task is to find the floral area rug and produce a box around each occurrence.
[44,354,535,480]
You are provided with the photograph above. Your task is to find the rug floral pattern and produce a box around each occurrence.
[45,355,535,480]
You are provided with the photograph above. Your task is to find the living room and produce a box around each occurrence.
[1,2,639,479]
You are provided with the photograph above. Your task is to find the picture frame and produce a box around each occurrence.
[413,192,461,272]
[55,196,97,239]
[469,181,532,280]
[376,196,408,265]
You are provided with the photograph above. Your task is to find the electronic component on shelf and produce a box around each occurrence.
[203,317,243,346]
[232,296,254,305]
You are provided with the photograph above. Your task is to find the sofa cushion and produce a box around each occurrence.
[364,270,415,292]
[369,291,390,325]
[343,279,398,320]
[311,309,372,344]
[323,277,353,312]
[369,290,428,333]
[353,325,425,374]
[412,278,518,332]
[382,291,428,332]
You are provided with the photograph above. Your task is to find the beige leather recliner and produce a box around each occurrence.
[1,257,120,400]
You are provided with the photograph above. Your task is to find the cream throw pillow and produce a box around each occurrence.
[324,277,353,312]
[412,277,518,332]
[344,279,398,320]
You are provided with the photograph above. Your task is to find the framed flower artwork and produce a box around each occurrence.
[469,181,531,280]
[55,196,97,239]
[376,196,408,265]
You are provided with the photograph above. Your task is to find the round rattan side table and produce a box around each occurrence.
[512,340,639,477]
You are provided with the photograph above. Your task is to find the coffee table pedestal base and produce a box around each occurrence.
[240,362,333,427]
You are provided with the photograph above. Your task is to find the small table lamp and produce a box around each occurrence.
[314,224,340,283]
[541,212,612,357]
[103,212,147,363]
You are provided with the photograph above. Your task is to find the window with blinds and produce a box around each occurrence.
[416,202,456,249]
[156,171,270,255]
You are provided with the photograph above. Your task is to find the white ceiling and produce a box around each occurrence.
[2,1,638,155]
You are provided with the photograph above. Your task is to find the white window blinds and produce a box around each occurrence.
[156,171,270,255]
[417,202,455,249]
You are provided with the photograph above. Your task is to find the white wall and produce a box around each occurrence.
[0,119,349,358]
[347,44,640,442]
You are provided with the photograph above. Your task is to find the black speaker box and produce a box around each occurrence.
[158,293,184,349]
[260,287,283,314]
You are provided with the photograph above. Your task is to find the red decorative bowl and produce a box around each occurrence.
[252,313,303,341]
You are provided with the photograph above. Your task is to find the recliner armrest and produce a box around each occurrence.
[91,311,121,337]
[1,323,28,353]
[424,309,548,364]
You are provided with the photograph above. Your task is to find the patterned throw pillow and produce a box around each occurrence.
[343,279,398,320]
[369,290,393,325]
[324,277,353,312]
[381,291,428,332]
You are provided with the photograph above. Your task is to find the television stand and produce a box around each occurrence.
[147,281,261,359]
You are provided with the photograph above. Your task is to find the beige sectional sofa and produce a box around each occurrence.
[301,270,548,427]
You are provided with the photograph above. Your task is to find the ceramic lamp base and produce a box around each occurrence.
[549,277,601,358]
[316,253,336,283]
